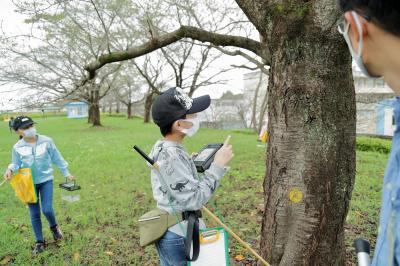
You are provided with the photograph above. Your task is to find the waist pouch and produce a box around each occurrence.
[138,208,182,247]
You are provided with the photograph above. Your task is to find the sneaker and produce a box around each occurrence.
[51,225,63,241]
[32,242,45,255]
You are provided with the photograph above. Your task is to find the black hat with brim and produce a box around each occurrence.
[187,95,211,114]
[152,87,211,127]
[12,116,35,131]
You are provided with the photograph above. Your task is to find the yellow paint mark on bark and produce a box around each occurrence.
[289,188,303,203]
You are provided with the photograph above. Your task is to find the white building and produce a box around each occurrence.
[354,67,395,136]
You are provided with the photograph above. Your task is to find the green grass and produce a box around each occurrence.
[0,117,389,265]
[0,116,267,265]
[356,136,392,154]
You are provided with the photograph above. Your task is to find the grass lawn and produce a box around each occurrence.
[0,116,389,265]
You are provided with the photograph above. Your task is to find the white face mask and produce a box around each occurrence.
[180,117,200,137]
[23,127,37,138]
[338,11,379,78]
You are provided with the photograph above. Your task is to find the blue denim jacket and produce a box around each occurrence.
[7,135,70,184]
[372,98,400,266]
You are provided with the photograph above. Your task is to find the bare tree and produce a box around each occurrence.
[132,56,167,123]
[113,65,146,119]
[2,0,355,264]
[0,0,140,126]
[81,1,355,264]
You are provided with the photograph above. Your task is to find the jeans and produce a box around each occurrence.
[28,180,57,242]
[156,231,187,266]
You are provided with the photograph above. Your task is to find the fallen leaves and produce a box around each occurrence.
[0,255,14,265]
[73,252,81,262]
[235,254,245,261]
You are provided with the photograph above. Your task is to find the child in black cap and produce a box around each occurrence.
[149,87,233,266]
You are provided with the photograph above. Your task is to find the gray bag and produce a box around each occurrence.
[138,208,182,247]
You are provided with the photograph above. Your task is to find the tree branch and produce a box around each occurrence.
[85,25,265,79]
[213,45,269,75]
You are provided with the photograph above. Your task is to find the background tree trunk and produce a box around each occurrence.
[143,93,154,123]
[88,88,102,126]
[116,100,120,114]
[127,102,133,119]
[250,72,263,132]
[257,2,356,264]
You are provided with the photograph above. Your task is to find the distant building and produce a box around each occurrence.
[242,71,268,129]
[354,67,395,136]
[200,91,246,129]
[66,102,88,118]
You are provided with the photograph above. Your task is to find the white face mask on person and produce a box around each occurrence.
[23,127,37,138]
[180,117,200,137]
[338,11,379,78]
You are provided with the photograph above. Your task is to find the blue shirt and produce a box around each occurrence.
[373,98,400,266]
[8,135,71,184]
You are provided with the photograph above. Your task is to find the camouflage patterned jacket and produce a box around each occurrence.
[149,140,226,235]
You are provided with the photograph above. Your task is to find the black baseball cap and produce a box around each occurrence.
[12,116,35,131]
[152,87,211,127]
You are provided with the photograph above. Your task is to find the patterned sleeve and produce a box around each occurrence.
[157,147,225,211]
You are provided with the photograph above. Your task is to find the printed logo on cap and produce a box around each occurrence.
[174,87,193,110]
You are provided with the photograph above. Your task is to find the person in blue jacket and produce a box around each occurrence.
[338,0,400,264]
[3,116,75,255]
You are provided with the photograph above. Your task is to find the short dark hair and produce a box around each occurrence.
[339,0,400,36]
[159,114,186,137]
[160,122,174,137]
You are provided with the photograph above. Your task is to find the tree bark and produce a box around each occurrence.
[259,2,355,265]
[144,93,154,123]
[88,87,102,127]
[91,101,101,126]
[127,102,133,119]
[88,104,93,124]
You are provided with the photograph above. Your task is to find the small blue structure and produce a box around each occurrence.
[376,98,396,136]
[66,102,88,119]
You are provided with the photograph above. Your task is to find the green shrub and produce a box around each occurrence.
[356,137,392,154]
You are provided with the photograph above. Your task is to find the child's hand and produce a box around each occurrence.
[214,135,234,168]
[3,169,12,181]
[191,152,198,158]
[67,175,75,181]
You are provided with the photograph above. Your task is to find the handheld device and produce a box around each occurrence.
[193,143,223,173]
[59,178,81,191]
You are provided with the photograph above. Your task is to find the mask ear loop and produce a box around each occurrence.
[351,11,364,58]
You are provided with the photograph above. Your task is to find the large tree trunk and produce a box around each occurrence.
[258,3,356,265]
[144,93,154,123]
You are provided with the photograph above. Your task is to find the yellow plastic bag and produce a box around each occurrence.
[10,168,37,204]
[261,131,268,143]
